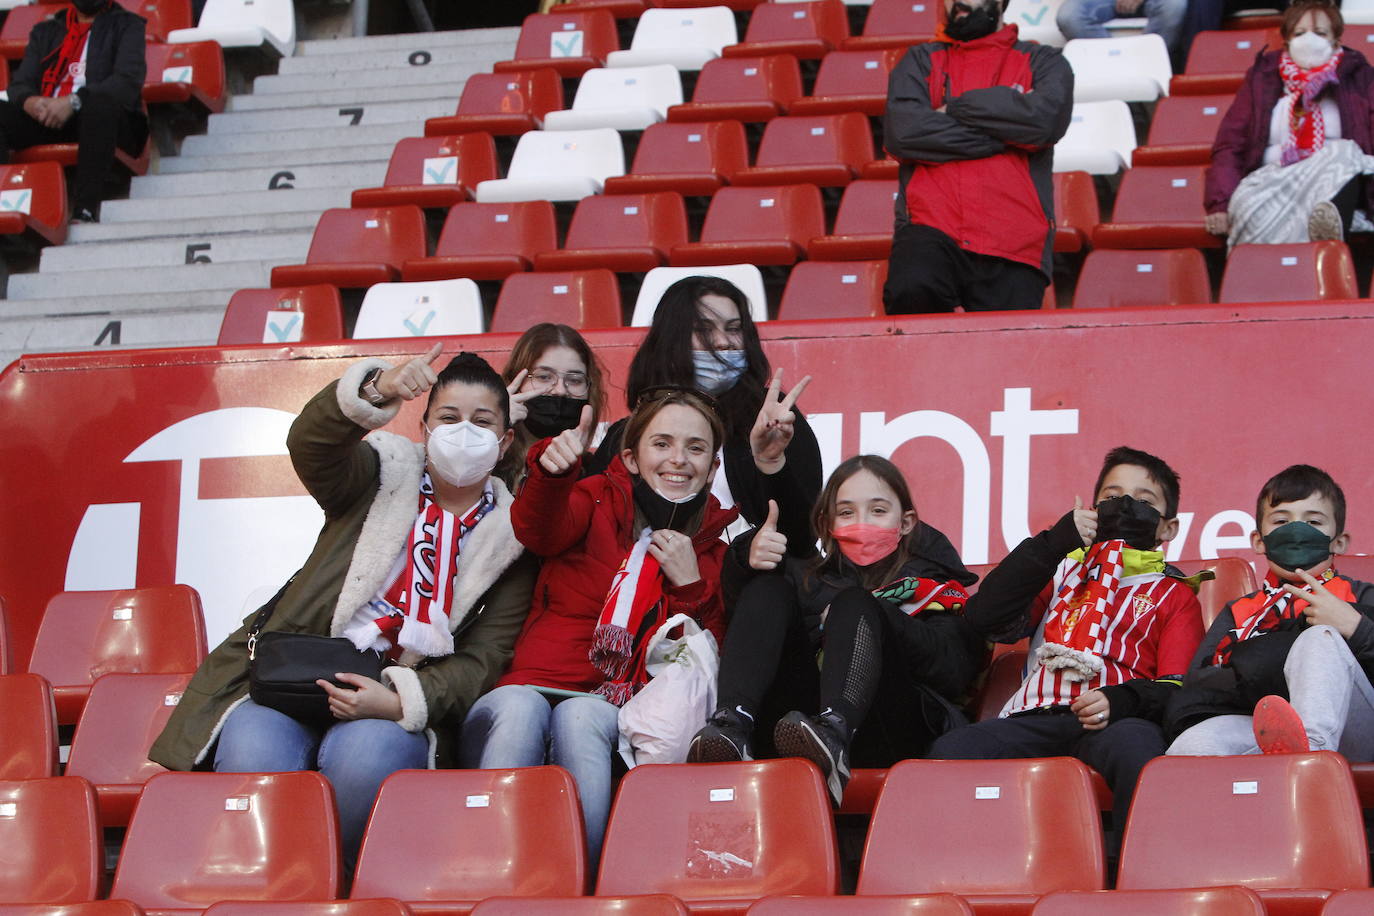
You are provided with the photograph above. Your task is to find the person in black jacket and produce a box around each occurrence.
[0,0,148,222]
[587,275,822,556]
[688,455,1018,807]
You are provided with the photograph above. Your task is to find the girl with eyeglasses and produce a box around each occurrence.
[460,387,737,867]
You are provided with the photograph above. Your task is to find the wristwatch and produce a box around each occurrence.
[360,368,387,406]
[69,93,82,112]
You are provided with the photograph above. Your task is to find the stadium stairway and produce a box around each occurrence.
[0,24,519,370]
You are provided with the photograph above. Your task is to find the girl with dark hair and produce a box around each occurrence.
[688,455,1015,806]
[151,344,539,872]
[460,387,737,866]
[496,322,607,490]
[590,275,822,553]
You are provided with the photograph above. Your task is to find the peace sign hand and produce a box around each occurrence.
[506,369,541,426]
[538,404,595,476]
[750,369,812,474]
[375,342,445,402]
[1285,568,1362,638]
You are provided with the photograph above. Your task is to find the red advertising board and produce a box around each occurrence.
[2,302,1369,664]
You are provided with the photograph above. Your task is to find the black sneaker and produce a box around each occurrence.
[70,207,99,224]
[687,706,755,762]
[773,709,850,807]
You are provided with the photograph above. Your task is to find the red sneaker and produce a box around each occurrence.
[1253,695,1310,754]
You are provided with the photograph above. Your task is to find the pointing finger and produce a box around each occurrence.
[423,342,444,365]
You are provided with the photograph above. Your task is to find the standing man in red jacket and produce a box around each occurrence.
[883,0,1074,313]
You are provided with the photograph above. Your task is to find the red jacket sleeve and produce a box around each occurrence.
[1155,583,1205,678]
[511,439,597,557]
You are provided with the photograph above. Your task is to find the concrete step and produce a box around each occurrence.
[206,98,453,135]
[182,121,416,155]
[9,259,292,298]
[100,186,352,222]
[252,63,490,96]
[131,161,384,198]
[38,230,313,273]
[295,27,518,56]
[0,306,224,366]
[157,142,398,174]
[67,209,326,243]
[0,288,235,319]
[228,80,465,111]
[277,40,512,75]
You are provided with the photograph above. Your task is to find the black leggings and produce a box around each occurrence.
[717,576,979,765]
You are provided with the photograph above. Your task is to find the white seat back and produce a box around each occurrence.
[1004,0,1068,45]
[631,264,768,326]
[1064,34,1172,102]
[172,0,296,56]
[475,128,626,202]
[354,279,484,339]
[1054,100,1136,173]
[544,65,683,131]
[606,7,737,69]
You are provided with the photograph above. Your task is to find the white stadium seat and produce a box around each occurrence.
[543,65,684,131]
[631,263,768,326]
[475,128,626,203]
[353,278,485,339]
[1063,33,1172,102]
[606,6,737,70]
[168,0,296,57]
[1054,100,1136,173]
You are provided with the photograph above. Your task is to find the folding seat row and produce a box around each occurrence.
[167,0,297,58]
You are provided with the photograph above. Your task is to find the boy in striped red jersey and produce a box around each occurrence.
[930,446,1203,842]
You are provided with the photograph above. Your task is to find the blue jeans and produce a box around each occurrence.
[1055,0,1186,53]
[459,684,621,865]
[214,698,429,872]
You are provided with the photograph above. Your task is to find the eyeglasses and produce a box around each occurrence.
[528,368,589,396]
[634,384,721,415]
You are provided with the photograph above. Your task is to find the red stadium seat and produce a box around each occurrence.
[493,10,620,78]
[218,285,345,346]
[1031,887,1265,915]
[121,0,194,41]
[0,161,68,247]
[723,0,849,61]
[858,758,1105,911]
[0,596,9,674]
[748,896,973,914]
[1171,29,1279,95]
[1118,752,1367,915]
[1219,242,1358,303]
[425,70,564,137]
[0,904,148,916]
[1053,171,1099,253]
[270,206,429,289]
[1092,166,1222,249]
[667,55,803,124]
[733,112,873,188]
[0,673,57,780]
[471,897,689,915]
[111,771,341,913]
[352,134,500,209]
[203,902,412,916]
[806,179,897,260]
[1171,557,1258,629]
[838,768,888,816]
[0,6,50,61]
[0,776,101,905]
[350,767,586,913]
[1322,889,1374,916]
[27,585,206,725]
[790,48,905,117]
[843,0,943,50]
[1070,249,1211,309]
[561,0,651,19]
[65,673,193,827]
[670,184,825,267]
[969,648,1027,722]
[534,191,688,272]
[777,260,887,320]
[11,135,150,178]
[603,120,749,196]
[401,200,556,282]
[1133,95,1234,166]
[490,269,623,331]
[861,151,898,181]
[596,759,840,911]
[142,41,226,113]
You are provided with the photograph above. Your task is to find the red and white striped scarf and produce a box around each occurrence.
[1035,539,1132,683]
[1279,47,1343,166]
[1212,567,1351,665]
[589,527,665,706]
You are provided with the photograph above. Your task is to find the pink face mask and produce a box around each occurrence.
[832,523,903,567]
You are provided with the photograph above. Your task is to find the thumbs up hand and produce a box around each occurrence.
[539,404,595,476]
[748,499,789,571]
[375,342,444,402]
[1072,495,1098,547]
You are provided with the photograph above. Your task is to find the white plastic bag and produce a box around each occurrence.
[618,613,719,767]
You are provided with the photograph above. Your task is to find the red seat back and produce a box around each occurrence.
[537,191,688,270]
[1182,28,1279,76]
[1118,752,1368,892]
[1136,95,1234,165]
[491,269,624,331]
[202,901,413,916]
[668,54,803,122]
[1170,557,1258,629]
[111,771,341,911]
[471,896,689,915]
[142,41,226,112]
[846,0,943,49]
[792,48,905,116]
[434,199,558,262]
[351,768,586,907]
[1219,241,1358,303]
[0,673,57,780]
[1052,170,1100,253]
[697,183,826,249]
[0,6,52,60]
[28,585,206,724]
[597,760,839,906]
[738,111,874,187]
[0,161,68,247]
[439,68,564,132]
[353,134,499,208]
[969,648,1028,722]
[603,120,749,195]
[1321,889,1374,916]
[1071,249,1211,309]
[807,179,897,260]
[0,903,148,916]
[118,0,193,40]
[218,285,345,346]
[497,9,620,77]
[859,758,1105,897]
[778,260,887,320]
[727,0,849,59]
[0,596,8,674]
[1093,165,1217,249]
[0,776,101,904]
[748,896,973,914]
[1031,887,1265,914]
[303,206,428,268]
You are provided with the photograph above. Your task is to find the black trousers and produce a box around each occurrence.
[927,710,1166,838]
[884,223,1048,314]
[0,89,144,214]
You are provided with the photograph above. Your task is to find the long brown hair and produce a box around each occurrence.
[809,455,920,590]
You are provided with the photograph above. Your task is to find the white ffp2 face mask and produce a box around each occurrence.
[1288,31,1336,69]
[426,421,500,487]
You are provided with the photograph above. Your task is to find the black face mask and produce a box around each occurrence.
[71,0,109,15]
[1095,494,1163,551]
[523,395,588,440]
[632,476,708,533]
[944,0,1001,40]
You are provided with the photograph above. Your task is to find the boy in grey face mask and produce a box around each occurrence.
[1166,464,1374,759]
